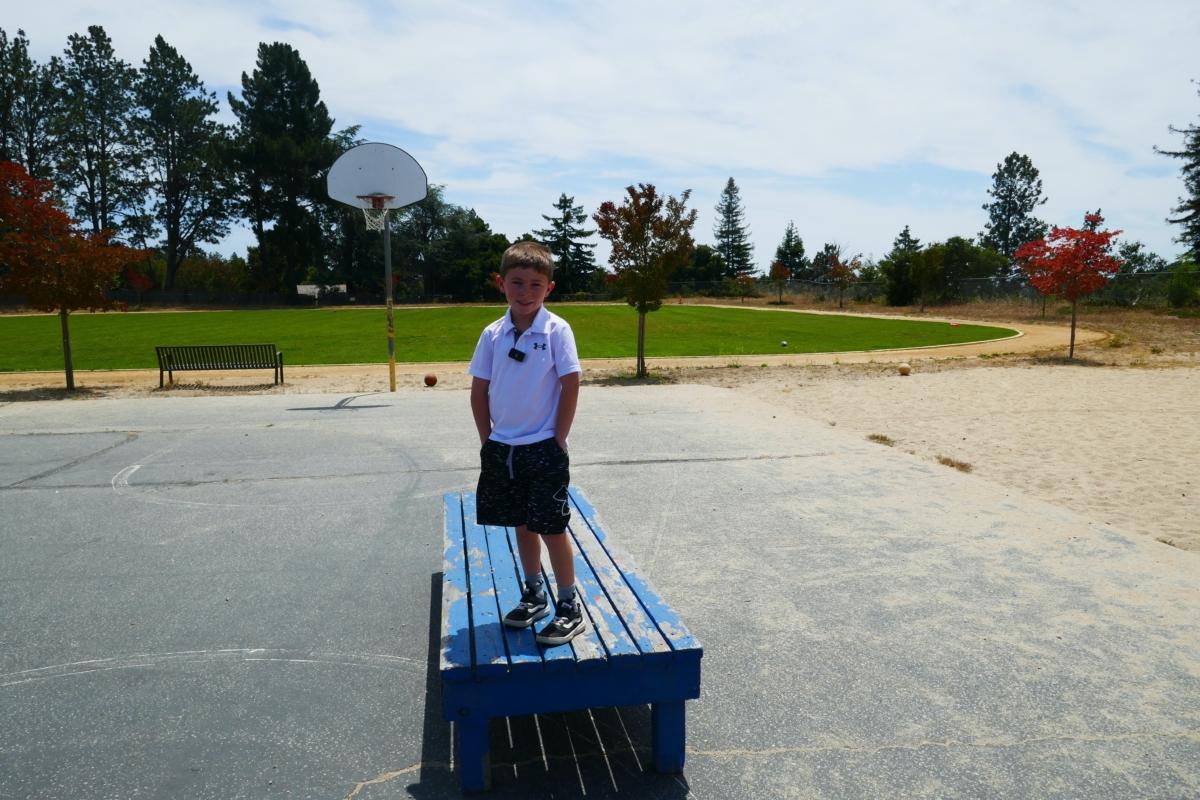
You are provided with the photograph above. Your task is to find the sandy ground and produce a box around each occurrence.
[3,302,1198,552]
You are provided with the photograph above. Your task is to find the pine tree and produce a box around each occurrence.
[879,226,922,306]
[713,177,754,277]
[56,25,142,237]
[1,30,62,181]
[774,221,810,280]
[809,242,841,282]
[980,152,1049,264]
[533,193,597,295]
[1156,82,1200,260]
[135,36,232,289]
[227,42,337,295]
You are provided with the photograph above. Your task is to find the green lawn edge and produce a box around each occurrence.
[0,305,1018,372]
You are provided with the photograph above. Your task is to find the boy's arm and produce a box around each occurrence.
[470,377,492,445]
[555,371,580,451]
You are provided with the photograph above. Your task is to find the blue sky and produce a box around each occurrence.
[19,0,1200,266]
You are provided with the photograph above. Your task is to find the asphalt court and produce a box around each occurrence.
[1,386,1198,799]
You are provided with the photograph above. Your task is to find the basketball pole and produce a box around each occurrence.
[383,211,397,392]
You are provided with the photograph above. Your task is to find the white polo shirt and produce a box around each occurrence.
[468,306,582,446]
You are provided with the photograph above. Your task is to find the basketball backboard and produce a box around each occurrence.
[327,142,428,209]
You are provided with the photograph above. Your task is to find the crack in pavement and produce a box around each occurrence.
[344,762,428,799]
[6,431,138,487]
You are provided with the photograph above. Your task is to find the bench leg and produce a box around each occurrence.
[456,717,492,792]
[652,700,686,773]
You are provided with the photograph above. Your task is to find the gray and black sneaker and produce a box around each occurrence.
[503,589,550,628]
[536,599,588,646]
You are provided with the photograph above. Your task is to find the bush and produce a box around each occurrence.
[1167,265,1199,308]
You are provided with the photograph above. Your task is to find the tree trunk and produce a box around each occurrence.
[636,310,647,378]
[59,306,75,391]
[1041,295,1047,319]
[1069,300,1077,360]
[838,289,844,309]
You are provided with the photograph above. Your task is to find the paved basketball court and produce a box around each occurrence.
[2,385,1197,798]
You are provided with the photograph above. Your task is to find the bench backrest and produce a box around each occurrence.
[156,344,279,370]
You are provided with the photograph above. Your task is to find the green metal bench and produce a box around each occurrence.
[155,344,284,387]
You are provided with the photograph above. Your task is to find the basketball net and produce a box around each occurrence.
[357,194,395,231]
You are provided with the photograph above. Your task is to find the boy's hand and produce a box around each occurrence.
[555,436,568,453]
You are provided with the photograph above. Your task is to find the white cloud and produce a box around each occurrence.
[17,0,1200,262]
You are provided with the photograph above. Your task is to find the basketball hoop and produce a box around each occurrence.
[357,193,395,231]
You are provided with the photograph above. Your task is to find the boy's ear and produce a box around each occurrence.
[546,280,555,295]
[495,272,504,290]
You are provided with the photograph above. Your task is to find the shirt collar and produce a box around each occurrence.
[502,305,551,335]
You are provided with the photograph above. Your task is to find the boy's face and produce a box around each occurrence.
[498,266,554,324]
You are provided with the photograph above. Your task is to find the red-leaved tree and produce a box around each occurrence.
[0,161,144,389]
[1014,212,1122,359]
[828,253,861,309]
[594,184,697,377]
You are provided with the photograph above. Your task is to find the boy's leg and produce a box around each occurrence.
[503,525,550,628]
[514,525,542,585]
[541,532,576,599]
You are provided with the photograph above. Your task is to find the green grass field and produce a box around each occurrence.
[0,305,1017,372]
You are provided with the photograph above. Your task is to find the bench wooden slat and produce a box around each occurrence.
[440,493,473,682]
[539,546,608,670]
[500,525,579,672]
[568,488,701,656]
[462,494,510,678]
[568,520,673,659]
[563,522,644,666]
[480,522,545,670]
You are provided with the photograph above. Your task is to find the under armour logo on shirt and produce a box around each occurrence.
[532,342,547,350]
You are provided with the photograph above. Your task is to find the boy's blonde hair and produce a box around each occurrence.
[500,241,555,279]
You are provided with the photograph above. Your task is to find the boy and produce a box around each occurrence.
[468,241,586,646]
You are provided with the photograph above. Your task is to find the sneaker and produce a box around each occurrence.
[503,589,550,628]
[536,599,588,646]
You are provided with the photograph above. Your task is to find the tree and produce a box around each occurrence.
[828,253,860,309]
[980,152,1049,267]
[533,193,597,295]
[1,30,63,178]
[594,183,697,377]
[1,29,61,180]
[56,25,142,238]
[811,242,852,283]
[673,243,725,288]
[1156,81,1200,260]
[1015,212,1122,359]
[769,260,789,303]
[0,161,143,389]
[135,36,232,289]
[878,226,922,306]
[227,42,337,295]
[938,236,1008,301]
[775,221,809,280]
[911,244,945,312]
[713,177,754,277]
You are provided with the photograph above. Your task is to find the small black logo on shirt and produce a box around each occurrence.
[532,342,547,350]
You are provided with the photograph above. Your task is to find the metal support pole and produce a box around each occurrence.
[383,212,397,392]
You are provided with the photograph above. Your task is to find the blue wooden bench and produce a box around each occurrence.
[440,485,703,792]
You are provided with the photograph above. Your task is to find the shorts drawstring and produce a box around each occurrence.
[506,444,515,479]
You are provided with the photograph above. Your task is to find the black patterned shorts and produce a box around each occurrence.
[476,437,571,534]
